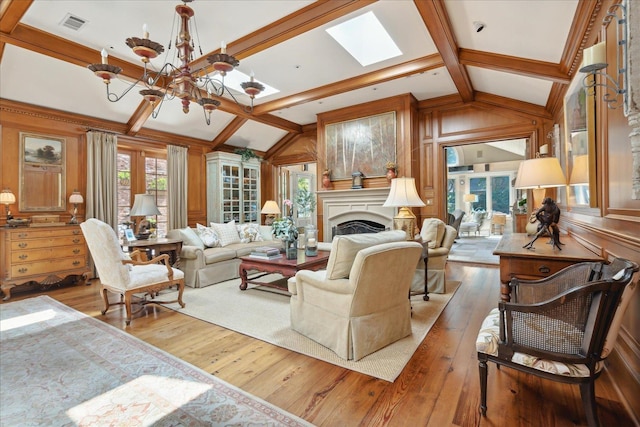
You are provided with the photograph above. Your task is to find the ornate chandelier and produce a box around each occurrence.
[87,0,264,125]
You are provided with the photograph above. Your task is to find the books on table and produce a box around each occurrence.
[249,246,282,259]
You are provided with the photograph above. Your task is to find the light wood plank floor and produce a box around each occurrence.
[3,262,635,426]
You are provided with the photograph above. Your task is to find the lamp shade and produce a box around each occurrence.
[129,194,161,216]
[463,194,478,203]
[69,190,84,204]
[569,155,589,185]
[0,189,16,204]
[514,157,566,189]
[383,177,425,208]
[260,200,281,215]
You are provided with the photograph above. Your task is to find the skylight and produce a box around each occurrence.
[326,11,402,67]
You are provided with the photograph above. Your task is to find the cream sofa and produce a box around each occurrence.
[167,224,282,288]
[288,230,422,360]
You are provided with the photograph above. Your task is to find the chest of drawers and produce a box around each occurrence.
[0,225,90,300]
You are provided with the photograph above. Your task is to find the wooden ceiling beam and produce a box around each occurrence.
[0,0,33,33]
[210,116,249,150]
[189,0,375,72]
[253,55,444,115]
[458,49,571,84]
[414,0,474,102]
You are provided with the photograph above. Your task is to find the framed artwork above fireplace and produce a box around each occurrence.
[325,111,396,181]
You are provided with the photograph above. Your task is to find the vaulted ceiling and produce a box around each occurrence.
[0,0,596,155]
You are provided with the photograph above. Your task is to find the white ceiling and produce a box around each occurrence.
[0,0,580,152]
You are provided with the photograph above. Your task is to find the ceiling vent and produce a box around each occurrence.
[60,13,87,31]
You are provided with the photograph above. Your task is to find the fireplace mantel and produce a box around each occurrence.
[317,188,396,242]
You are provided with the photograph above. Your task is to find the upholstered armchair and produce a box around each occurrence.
[476,258,638,427]
[80,218,185,325]
[447,209,465,238]
[289,231,422,361]
[411,218,457,296]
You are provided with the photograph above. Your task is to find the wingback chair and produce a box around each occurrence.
[411,218,457,296]
[476,257,638,427]
[289,231,422,361]
[80,218,185,325]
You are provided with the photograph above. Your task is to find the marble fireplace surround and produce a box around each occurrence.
[317,188,395,242]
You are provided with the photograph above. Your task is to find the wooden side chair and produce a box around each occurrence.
[80,218,185,325]
[476,257,638,426]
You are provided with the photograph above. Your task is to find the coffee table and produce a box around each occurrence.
[239,250,330,292]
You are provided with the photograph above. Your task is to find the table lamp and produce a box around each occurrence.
[68,190,84,224]
[0,188,16,221]
[129,194,161,237]
[261,200,280,225]
[383,177,425,240]
[514,156,566,209]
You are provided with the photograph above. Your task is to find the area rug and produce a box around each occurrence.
[449,235,501,265]
[0,295,312,427]
[165,278,461,382]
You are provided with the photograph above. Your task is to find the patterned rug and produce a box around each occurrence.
[0,296,312,427]
[164,277,461,382]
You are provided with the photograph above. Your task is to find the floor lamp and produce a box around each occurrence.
[463,193,478,213]
[383,177,425,240]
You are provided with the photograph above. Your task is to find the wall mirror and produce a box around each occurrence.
[563,72,597,208]
[19,132,66,212]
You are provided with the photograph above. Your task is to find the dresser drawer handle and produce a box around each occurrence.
[538,265,551,274]
[73,249,80,254]
[72,230,80,235]
[19,254,28,260]
[18,268,28,274]
[72,238,81,244]
[18,243,27,248]
[72,261,81,266]
[18,233,28,238]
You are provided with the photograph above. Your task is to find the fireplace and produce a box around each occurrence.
[332,219,387,238]
[317,188,395,242]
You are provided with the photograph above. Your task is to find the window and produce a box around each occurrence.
[116,148,167,238]
[470,177,487,211]
[447,178,456,213]
[490,176,510,214]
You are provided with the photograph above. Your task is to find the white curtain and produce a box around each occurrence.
[86,131,118,229]
[167,144,188,229]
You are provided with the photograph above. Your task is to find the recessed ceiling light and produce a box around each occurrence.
[326,11,402,67]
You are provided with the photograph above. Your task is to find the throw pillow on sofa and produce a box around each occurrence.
[211,220,241,247]
[196,223,220,247]
[177,227,205,250]
[237,223,264,243]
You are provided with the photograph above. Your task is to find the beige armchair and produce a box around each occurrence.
[289,231,422,361]
[80,218,185,325]
[411,218,457,295]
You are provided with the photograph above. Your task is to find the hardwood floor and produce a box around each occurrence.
[3,263,635,426]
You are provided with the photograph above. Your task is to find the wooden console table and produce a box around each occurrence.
[493,233,603,302]
[123,238,183,266]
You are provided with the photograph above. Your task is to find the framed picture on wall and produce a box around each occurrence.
[19,132,66,212]
[325,111,396,180]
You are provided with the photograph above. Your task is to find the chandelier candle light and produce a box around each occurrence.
[383,177,425,240]
[88,0,265,125]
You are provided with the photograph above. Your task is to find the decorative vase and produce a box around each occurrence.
[386,168,397,183]
[285,237,298,260]
[322,171,332,190]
